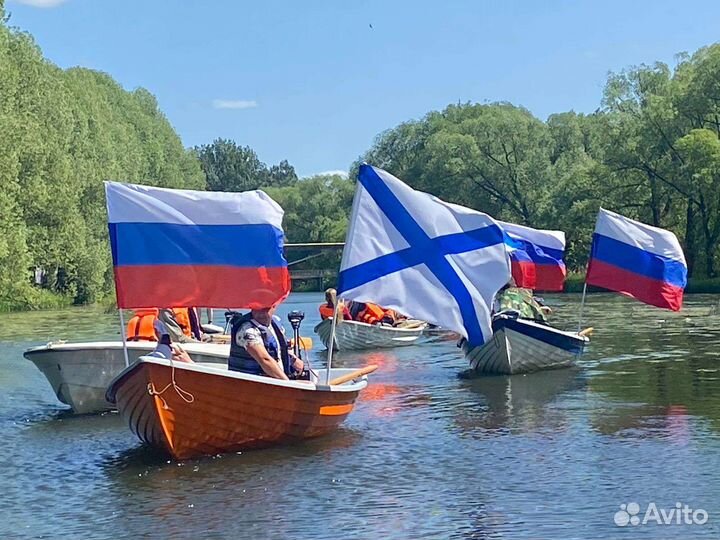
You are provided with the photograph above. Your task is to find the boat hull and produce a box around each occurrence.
[463,316,588,375]
[23,341,229,414]
[107,358,367,459]
[314,319,425,351]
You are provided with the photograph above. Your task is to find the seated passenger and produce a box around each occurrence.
[380,309,408,326]
[147,331,193,363]
[228,306,304,380]
[126,308,161,342]
[357,302,385,325]
[348,301,365,321]
[494,280,550,323]
[319,288,352,321]
[158,307,202,343]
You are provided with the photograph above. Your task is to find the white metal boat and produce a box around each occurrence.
[23,341,229,414]
[462,313,589,375]
[314,318,426,351]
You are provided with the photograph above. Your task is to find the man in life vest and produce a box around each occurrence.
[319,288,352,321]
[158,307,202,343]
[228,306,304,379]
[126,308,163,341]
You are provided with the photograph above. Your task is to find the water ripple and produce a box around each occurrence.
[2,293,720,538]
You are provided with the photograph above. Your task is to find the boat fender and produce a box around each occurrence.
[578,327,594,337]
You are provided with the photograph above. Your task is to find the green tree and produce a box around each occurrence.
[0,13,206,309]
[194,138,298,192]
[266,174,354,272]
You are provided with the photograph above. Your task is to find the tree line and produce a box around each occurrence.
[2,0,720,309]
[0,8,204,310]
[356,44,720,278]
[194,138,353,276]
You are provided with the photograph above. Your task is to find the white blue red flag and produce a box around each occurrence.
[586,208,687,311]
[105,182,290,309]
[500,221,567,291]
[338,165,511,347]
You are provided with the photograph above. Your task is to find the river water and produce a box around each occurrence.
[2,292,720,539]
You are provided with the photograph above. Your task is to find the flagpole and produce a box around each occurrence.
[324,299,341,385]
[577,282,588,333]
[118,308,130,368]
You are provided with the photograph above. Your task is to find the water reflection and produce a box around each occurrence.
[3,293,720,538]
[454,368,586,435]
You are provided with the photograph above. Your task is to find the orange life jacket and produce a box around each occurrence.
[319,304,335,320]
[126,308,159,342]
[382,309,399,325]
[359,303,385,325]
[172,307,192,338]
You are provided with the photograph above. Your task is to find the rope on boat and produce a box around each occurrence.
[147,356,195,408]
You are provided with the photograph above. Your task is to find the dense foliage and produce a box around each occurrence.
[193,138,298,192]
[0,7,204,310]
[4,0,720,309]
[192,139,351,277]
[267,174,354,274]
[356,44,720,277]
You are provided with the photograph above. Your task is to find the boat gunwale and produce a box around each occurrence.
[23,340,230,356]
[314,318,426,335]
[106,356,368,404]
[492,315,590,344]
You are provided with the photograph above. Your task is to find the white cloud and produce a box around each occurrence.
[314,170,349,178]
[10,0,68,7]
[212,99,258,110]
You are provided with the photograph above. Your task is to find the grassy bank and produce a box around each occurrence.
[0,289,74,313]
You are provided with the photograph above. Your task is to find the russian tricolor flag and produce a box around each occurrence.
[105,182,290,309]
[500,221,567,292]
[586,208,687,311]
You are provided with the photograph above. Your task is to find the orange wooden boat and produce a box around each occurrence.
[106,357,375,460]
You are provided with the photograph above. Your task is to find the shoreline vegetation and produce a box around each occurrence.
[2,2,720,312]
[3,275,720,314]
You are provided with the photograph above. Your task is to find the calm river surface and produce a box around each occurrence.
[2,292,720,539]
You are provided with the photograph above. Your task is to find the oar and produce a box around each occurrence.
[290,336,313,351]
[329,365,378,386]
[578,327,594,337]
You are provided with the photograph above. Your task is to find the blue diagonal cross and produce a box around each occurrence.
[338,165,505,345]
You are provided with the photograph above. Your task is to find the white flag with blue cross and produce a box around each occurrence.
[338,165,511,346]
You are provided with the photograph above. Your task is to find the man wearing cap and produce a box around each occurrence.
[228,306,303,379]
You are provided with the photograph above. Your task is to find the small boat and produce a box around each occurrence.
[462,312,589,375]
[314,318,427,351]
[23,341,229,414]
[106,356,374,459]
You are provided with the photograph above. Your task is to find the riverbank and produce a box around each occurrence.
[3,275,719,313]
[0,289,74,314]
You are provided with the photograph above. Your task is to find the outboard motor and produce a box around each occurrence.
[224,310,242,334]
[287,310,311,380]
[287,310,305,359]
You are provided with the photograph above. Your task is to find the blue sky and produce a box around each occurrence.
[6,0,720,177]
